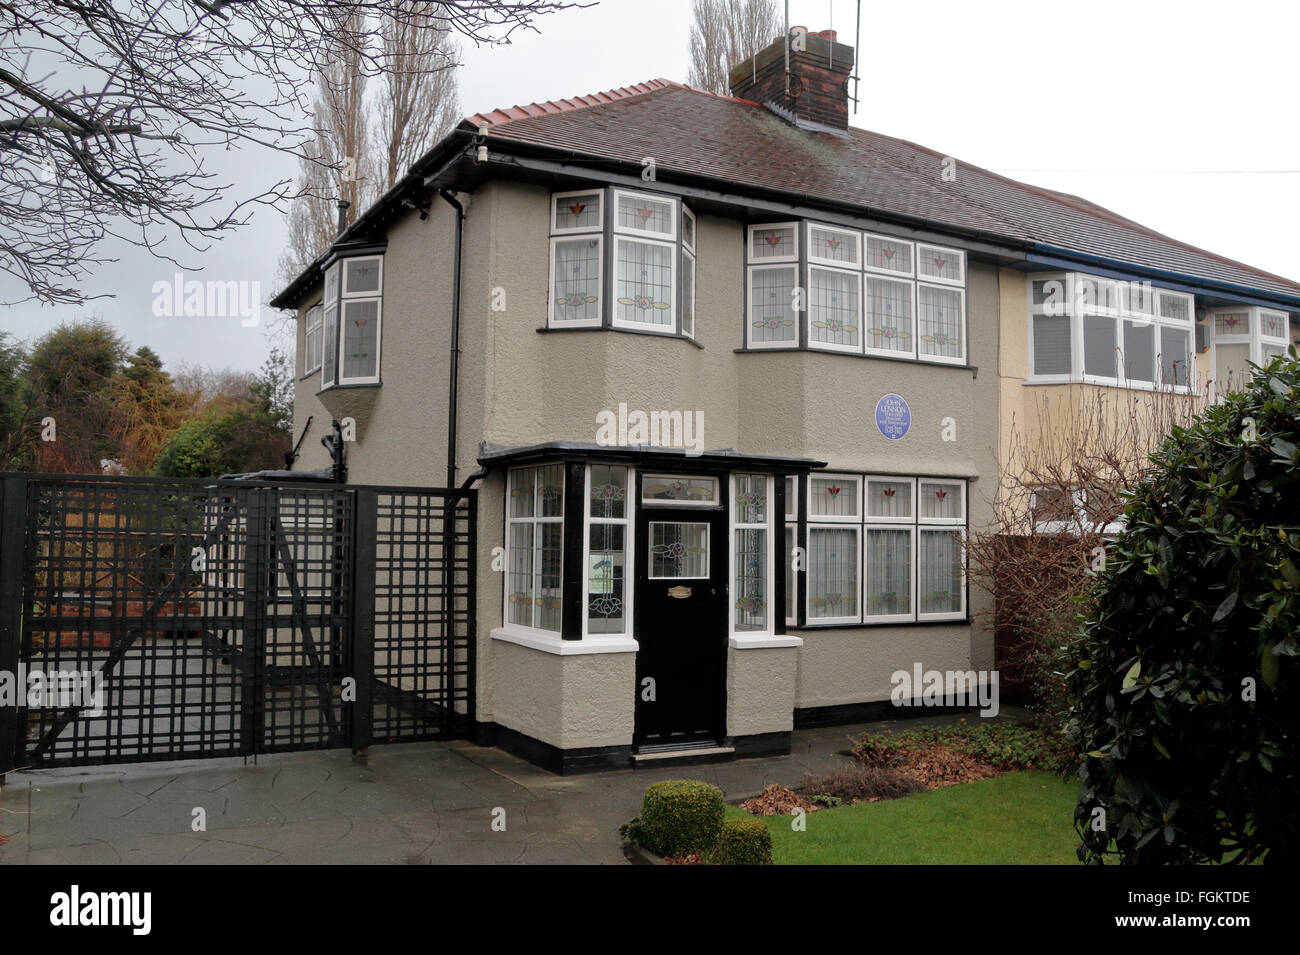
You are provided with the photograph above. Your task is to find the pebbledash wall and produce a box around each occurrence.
[290,177,1001,764]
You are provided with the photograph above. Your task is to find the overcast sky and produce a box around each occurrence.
[3,0,1297,374]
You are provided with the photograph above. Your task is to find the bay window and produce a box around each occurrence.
[320,254,382,388]
[547,187,695,338]
[1027,272,1194,391]
[745,221,967,364]
[732,473,772,633]
[303,304,323,376]
[797,473,967,626]
[506,465,565,633]
[1210,305,1291,397]
[586,464,629,635]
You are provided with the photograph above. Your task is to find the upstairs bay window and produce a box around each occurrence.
[745,220,967,364]
[321,255,383,388]
[1027,272,1193,391]
[303,304,323,376]
[548,187,694,338]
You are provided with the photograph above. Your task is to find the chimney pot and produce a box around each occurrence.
[336,199,350,236]
[818,29,837,41]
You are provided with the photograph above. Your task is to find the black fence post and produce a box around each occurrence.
[239,488,270,758]
[464,489,477,739]
[350,488,377,756]
[0,475,27,780]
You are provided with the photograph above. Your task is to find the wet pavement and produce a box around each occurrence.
[0,712,1000,864]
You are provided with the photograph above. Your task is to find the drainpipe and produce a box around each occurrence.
[439,189,464,489]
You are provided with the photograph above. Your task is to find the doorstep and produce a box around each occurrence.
[631,744,736,769]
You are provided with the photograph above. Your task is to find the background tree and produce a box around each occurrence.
[2,1,579,306]
[687,0,781,95]
[109,346,194,475]
[1070,355,1300,864]
[0,332,33,470]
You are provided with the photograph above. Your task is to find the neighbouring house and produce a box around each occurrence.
[270,28,1300,772]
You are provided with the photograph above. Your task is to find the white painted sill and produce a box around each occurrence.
[729,634,804,650]
[491,627,639,656]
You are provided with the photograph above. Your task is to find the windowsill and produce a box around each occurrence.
[299,368,322,382]
[315,381,382,397]
[1021,378,1195,395]
[538,326,704,349]
[735,346,976,374]
[730,634,804,649]
[792,617,971,631]
[491,626,639,655]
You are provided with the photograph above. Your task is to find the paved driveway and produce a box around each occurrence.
[0,717,976,864]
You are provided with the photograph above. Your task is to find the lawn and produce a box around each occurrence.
[727,771,1081,865]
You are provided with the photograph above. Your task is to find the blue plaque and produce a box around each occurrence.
[875,393,910,441]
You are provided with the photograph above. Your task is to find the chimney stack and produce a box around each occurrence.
[336,199,350,236]
[730,28,855,132]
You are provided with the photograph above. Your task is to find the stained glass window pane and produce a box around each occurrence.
[537,464,564,517]
[734,472,767,524]
[682,252,695,338]
[734,528,767,632]
[1160,327,1192,388]
[808,526,858,620]
[1213,342,1250,394]
[305,305,322,373]
[507,522,533,627]
[650,522,708,578]
[552,238,601,323]
[589,465,627,519]
[1261,311,1287,339]
[1033,314,1071,376]
[750,225,796,260]
[537,522,563,631]
[918,285,963,359]
[784,477,796,520]
[1083,314,1117,378]
[810,477,859,518]
[809,225,859,265]
[919,481,963,520]
[866,235,913,274]
[341,300,378,379]
[682,207,696,250]
[587,524,626,634]
[643,475,716,503]
[325,264,341,303]
[750,266,797,344]
[917,245,963,284]
[1214,311,1250,336]
[616,239,673,327]
[784,525,795,620]
[344,258,381,295]
[1123,321,1155,384]
[1124,282,1155,315]
[616,193,674,236]
[919,529,962,616]
[809,267,859,349]
[553,191,602,231]
[509,468,535,519]
[865,528,911,618]
[864,276,913,353]
[1158,291,1192,322]
[1261,344,1286,364]
[866,479,911,519]
[322,304,338,384]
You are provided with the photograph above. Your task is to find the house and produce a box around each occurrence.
[270,28,1300,772]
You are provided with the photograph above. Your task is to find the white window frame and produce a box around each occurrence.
[863,475,916,525]
[612,188,678,241]
[550,188,605,235]
[747,221,800,264]
[303,303,323,376]
[611,234,677,334]
[784,476,798,628]
[862,525,915,625]
[682,242,696,340]
[916,282,967,366]
[640,474,719,507]
[806,222,862,269]
[730,473,774,636]
[682,206,696,254]
[916,243,966,288]
[582,464,635,639]
[746,263,799,350]
[647,521,711,580]
[807,472,863,524]
[863,274,918,360]
[504,464,565,636]
[321,263,340,390]
[332,255,383,386]
[806,263,863,356]
[804,523,862,626]
[863,232,916,277]
[916,526,966,622]
[1026,272,1197,393]
[1209,305,1291,396]
[547,234,604,329]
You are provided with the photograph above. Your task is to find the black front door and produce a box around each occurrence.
[634,484,728,749]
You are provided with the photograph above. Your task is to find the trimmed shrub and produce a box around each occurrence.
[639,780,725,857]
[1070,353,1300,865]
[716,817,772,866]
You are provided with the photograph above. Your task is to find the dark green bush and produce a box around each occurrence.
[716,817,772,865]
[638,780,725,857]
[1070,353,1300,865]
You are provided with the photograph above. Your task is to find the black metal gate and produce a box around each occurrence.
[0,473,475,770]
